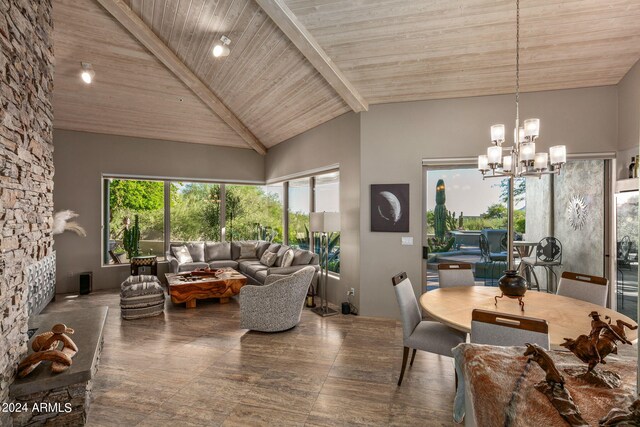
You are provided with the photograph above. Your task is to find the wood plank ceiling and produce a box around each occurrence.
[285,0,640,104]
[53,0,640,149]
[53,0,248,148]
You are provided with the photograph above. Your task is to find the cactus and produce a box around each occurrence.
[434,179,447,239]
[427,236,456,254]
[446,210,458,231]
[458,211,464,229]
[123,215,140,259]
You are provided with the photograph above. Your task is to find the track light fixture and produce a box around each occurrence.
[212,35,231,58]
[80,62,95,84]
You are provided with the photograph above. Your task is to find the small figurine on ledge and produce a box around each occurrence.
[18,324,78,377]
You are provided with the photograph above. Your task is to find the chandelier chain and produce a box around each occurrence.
[515,0,520,125]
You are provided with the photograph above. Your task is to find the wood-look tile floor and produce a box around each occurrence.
[43,291,457,426]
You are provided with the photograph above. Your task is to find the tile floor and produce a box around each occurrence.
[43,291,457,426]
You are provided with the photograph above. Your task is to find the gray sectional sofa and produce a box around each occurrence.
[166,240,319,286]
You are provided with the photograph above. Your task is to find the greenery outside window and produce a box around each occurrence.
[104,178,165,264]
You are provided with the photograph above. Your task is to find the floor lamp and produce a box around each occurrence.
[310,212,340,317]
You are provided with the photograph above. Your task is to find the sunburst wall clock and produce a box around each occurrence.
[566,195,588,230]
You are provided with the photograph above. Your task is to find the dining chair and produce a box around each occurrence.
[392,272,466,386]
[437,263,476,288]
[556,271,609,307]
[521,237,563,293]
[470,309,550,349]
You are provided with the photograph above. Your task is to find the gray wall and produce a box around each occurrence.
[359,86,619,318]
[265,112,361,307]
[53,130,264,294]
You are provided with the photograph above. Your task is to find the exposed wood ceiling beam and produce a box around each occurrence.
[255,0,369,113]
[94,0,267,155]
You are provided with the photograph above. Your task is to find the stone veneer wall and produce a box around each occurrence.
[0,0,55,424]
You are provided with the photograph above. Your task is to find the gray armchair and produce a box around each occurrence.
[239,266,315,332]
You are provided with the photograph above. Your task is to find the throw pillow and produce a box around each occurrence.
[255,241,271,259]
[281,249,295,268]
[240,242,257,259]
[186,242,205,262]
[275,245,290,266]
[292,249,313,266]
[260,251,277,267]
[171,245,193,264]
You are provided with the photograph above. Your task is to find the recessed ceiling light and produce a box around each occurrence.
[80,62,95,84]
[212,35,231,58]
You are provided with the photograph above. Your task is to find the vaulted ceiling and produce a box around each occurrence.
[52,0,640,152]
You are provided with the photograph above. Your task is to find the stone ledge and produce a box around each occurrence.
[9,307,108,397]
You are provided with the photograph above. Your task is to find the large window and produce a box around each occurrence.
[104,178,165,264]
[225,184,283,242]
[288,178,311,249]
[102,171,339,273]
[314,172,340,273]
[171,182,221,242]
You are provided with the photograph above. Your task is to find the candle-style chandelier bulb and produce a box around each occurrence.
[502,156,513,172]
[534,152,548,171]
[487,146,502,167]
[520,142,535,163]
[478,155,489,172]
[524,118,540,140]
[491,124,505,145]
[549,145,567,166]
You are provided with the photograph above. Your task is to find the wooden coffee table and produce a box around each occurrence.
[166,268,247,308]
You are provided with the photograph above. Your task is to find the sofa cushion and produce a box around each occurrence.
[239,260,267,277]
[205,242,231,261]
[254,270,268,284]
[292,249,314,266]
[239,260,261,274]
[256,241,271,259]
[246,263,268,277]
[208,260,238,269]
[177,262,208,272]
[171,245,193,264]
[240,241,257,259]
[186,242,205,262]
[281,249,295,268]
[260,251,277,267]
[275,245,291,267]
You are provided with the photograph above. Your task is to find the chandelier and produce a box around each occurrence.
[475,0,569,300]
[477,0,567,179]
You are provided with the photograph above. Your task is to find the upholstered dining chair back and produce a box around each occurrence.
[392,272,421,341]
[557,271,609,307]
[470,309,550,350]
[438,263,475,288]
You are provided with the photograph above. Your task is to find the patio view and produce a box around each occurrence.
[424,168,526,288]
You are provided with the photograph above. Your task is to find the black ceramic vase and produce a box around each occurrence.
[498,270,528,297]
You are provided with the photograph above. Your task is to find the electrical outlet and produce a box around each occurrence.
[347,288,355,296]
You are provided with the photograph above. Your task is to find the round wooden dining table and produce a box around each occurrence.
[420,286,638,347]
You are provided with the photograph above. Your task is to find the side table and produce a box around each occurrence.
[130,255,157,276]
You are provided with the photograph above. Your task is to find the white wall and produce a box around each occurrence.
[53,130,264,294]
